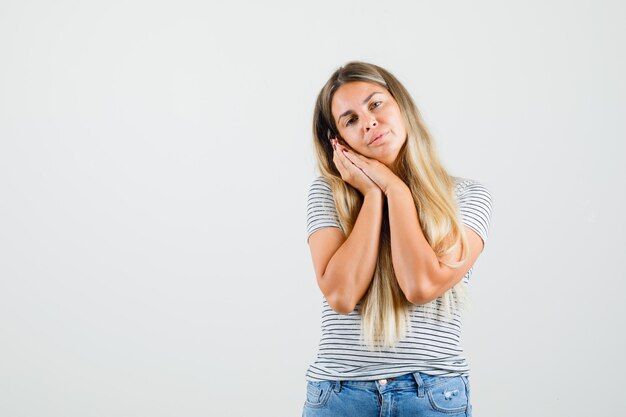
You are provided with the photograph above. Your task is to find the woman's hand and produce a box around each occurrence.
[331,138,381,196]
[337,144,404,196]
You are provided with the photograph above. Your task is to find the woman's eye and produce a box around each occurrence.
[346,117,356,126]
[371,101,382,109]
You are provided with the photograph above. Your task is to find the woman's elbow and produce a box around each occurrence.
[406,281,438,305]
[325,291,356,315]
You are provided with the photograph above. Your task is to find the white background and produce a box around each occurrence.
[1,1,624,416]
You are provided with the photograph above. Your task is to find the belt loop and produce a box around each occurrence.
[333,380,342,393]
[412,372,425,397]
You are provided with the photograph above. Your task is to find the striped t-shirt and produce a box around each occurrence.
[305,176,493,382]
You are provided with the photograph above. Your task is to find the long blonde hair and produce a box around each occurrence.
[312,62,471,350]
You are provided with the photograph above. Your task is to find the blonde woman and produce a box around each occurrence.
[303,62,493,417]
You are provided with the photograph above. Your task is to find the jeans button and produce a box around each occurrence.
[379,379,387,385]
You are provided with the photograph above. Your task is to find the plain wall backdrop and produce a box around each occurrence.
[1,0,624,416]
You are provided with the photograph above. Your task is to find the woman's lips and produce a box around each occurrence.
[369,131,387,145]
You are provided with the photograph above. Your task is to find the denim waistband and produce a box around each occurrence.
[330,372,462,397]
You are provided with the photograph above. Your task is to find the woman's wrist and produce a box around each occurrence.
[384,179,409,197]
[364,186,384,199]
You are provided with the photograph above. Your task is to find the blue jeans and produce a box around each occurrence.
[302,372,472,417]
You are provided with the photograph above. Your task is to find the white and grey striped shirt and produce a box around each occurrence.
[305,176,493,382]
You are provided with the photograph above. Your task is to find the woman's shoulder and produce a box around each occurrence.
[452,176,490,196]
[308,175,334,196]
[307,176,335,203]
[451,176,493,246]
[452,175,480,186]
[310,175,332,187]
[452,176,493,213]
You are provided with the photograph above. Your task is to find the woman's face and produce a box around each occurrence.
[331,81,407,167]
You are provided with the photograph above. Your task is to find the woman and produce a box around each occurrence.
[303,62,493,417]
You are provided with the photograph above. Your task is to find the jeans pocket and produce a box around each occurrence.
[426,376,468,414]
[305,381,333,409]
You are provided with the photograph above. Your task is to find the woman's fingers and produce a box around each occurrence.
[340,146,370,168]
[341,149,359,167]
[335,143,358,162]
[331,138,373,183]
[333,146,353,180]
[334,146,369,183]
[332,145,381,195]
[334,144,357,174]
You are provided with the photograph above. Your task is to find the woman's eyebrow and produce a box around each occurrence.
[337,92,384,123]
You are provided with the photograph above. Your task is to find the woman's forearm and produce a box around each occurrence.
[323,189,384,314]
[385,181,440,304]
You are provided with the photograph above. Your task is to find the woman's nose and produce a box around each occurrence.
[365,117,378,131]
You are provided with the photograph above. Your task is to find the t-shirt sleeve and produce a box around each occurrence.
[456,179,493,248]
[306,177,342,243]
